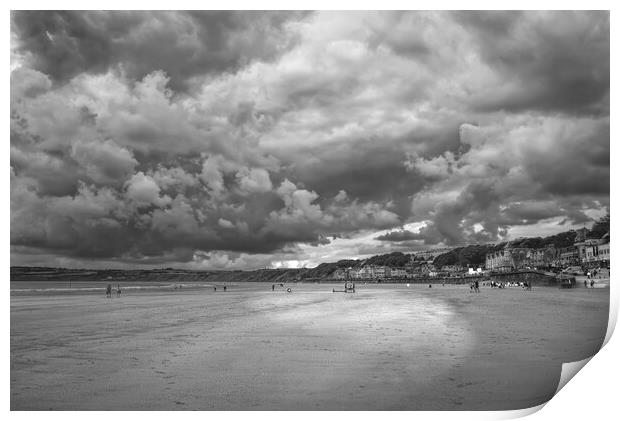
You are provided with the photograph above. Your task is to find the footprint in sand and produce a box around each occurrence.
[456,381,474,388]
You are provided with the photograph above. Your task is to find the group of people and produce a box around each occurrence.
[106,284,121,298]
[469,280,480,293]
[584,280,596,288]
[481,280,531,290]
[586,269,604,279]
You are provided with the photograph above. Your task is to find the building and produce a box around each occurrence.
[354,265,391,279]
[486,249,513,272]
[468,267,483,275]
[442,264,466,274]
[485,247,531,272]
[557,246,580,266]
[582,235,610,266]
[371,266,389,279]
[390,268,407,278]
[598,242,610,266]
[526,246,557,268]
[576,238,606,264]
[354,266,372,279]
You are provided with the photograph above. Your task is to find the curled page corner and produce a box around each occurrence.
[555,356,593,396]
[499,402,547,420]
[504,357,597,420]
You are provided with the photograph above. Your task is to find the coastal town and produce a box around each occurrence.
[10,216,610,287]
[331,221,610,282]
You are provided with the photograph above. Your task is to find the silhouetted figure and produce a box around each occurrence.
[106,284,112,298]
[590,280,595,288]
[214,286,217,292]
[584,280,588,288]
[474,280,480,293]
[272,284,275,291]
[223,286,227,292]
[116,284,121,297]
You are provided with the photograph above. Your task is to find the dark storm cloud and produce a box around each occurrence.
[11,11,309,90]
[455,11,609,115]
[522,119,610,196]
[409,117,609,247]
[287,140,426,219]
[10,11,610,268]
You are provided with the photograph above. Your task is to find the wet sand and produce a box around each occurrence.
[10,284,609,410]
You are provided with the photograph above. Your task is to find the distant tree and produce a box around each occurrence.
[589,213,610,239]
[544,231,577,248]
[516,237,544,249]
[365,252,411,267]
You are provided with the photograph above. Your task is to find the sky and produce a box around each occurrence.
[10,11,609,270]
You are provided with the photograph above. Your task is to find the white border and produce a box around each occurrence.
[3,3,617,420]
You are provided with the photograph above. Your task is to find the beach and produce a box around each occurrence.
[10,283,609,410]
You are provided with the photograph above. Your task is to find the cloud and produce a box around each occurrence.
[408,117,609,246]
[10,11,609,268]
[125,172,171,208]
[236,167,273,194]
[11,11,308,91]
[454,11,609,115]
[10,67,51,99]
[375,229,422,242]
[71,139,138,186]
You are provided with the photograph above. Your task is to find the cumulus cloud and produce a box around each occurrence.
[10,11,609,268]
[71,139,138,186]
[125,172,171,208]
[10,11,308,90]
[236,167,273,194]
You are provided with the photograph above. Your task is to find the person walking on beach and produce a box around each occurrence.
[584,280,588,288]
[474,280,480,293]
[272,284,275,291]
[106,284,112,298]
[224,286,227,292]
[116,284,121,297]
[590,280,595,289]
